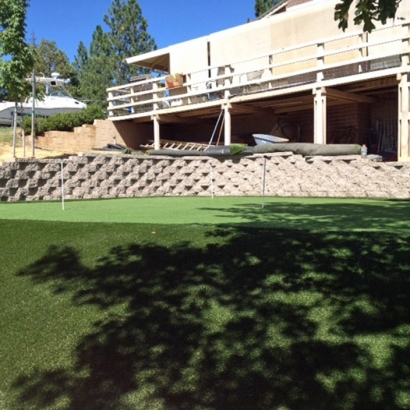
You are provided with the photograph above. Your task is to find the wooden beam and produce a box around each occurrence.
[341,76,398,93]
[153,115,201,124]
[230,104,275,116]
[326,88,376,103]
[274,103,313,114]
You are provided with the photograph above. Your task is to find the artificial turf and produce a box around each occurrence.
[0,197,410,409]
[1,196,410,232]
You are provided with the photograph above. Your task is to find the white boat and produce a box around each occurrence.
[0,73,87,126]
[253,133,289,145]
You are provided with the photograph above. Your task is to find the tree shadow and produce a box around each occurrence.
[199,199,410,232]
[12,227,410,409]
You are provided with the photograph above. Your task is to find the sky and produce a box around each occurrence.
[26,0,256,63]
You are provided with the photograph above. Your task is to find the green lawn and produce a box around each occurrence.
[0,127,13,145]
[1,197,410,409]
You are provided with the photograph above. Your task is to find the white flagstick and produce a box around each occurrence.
[262,156,267,208]
[61,161,65,210]
[210,164,215,199]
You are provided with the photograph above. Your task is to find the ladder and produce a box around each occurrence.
[140,139,211,152]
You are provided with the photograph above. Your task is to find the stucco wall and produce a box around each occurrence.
[1,152,409,202]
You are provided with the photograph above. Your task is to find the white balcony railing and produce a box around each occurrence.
[107,22,409,120]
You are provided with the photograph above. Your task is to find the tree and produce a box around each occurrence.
[254,0,400,33]
[73,41,88,74]
[334,0,400,32]
[33,39,73,78]
[73,0,157,107]
[254,0,277,18]
[103,0,156,85]
[0,0,34,102]
[74,26,115,105]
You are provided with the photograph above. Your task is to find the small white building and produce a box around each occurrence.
[106,0,410,161]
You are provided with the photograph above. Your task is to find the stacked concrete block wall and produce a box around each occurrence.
[1,152,410,202]
[33,119,153,153]
[35,124,97,153]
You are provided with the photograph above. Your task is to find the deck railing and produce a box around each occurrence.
[107,22,409,120]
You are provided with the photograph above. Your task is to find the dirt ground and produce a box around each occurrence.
[0,142,72,161]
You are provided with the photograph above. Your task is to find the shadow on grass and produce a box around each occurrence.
[13,227,410,410]
[200,199,410,232]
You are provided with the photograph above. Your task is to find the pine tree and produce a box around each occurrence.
[76,26,115,105]
[73,0,156,106]
[103,0,156,85]
[254,0,277,18]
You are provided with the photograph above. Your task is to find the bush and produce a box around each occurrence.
[23,104,106,135]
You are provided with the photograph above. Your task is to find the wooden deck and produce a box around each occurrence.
[106,21,410,160]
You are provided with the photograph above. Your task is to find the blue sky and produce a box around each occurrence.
[26,0,255,62]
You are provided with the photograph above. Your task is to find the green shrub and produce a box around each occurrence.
[23,104,106,135]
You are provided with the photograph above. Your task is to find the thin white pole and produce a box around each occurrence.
[262,156,267,208]
[61,161,65,210]
[12,105,17,158]
[210,164,214,199]
[22,126,26,158]
[31,71,36,158]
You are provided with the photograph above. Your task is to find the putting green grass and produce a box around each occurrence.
[1,196,410,232]
[1,197,410,409]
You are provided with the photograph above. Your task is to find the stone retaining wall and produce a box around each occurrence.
[34,119,149,153]
[1,152,410,202]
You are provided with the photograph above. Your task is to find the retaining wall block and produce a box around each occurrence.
[23,163,41,172]
[2,153,410,201]
[42,162,61,172]
[0,169,11,179]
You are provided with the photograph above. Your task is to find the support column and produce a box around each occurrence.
[398,23,410,161]
[399,74,409,161]
[313,87,327,144]
[223,103,231,146]
[313,42,326,144]
[152,114,160,150]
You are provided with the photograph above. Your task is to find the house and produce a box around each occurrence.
[106,0,410,161]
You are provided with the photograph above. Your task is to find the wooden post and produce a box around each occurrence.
[107,91,114,117]
[152,114,160,150]
[223,103,231,146]
[314,42,326,144]
[358,32,368,73]
[152,81,158,111]
[316,42,324,82]
[313,87,327,144]
[398,23,410,161]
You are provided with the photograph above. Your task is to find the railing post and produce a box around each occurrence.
[108,91,114,117]
[153,81,159,111]
[316,42,324,82]
[358,32,368,73]
[224,65,233,98]
[130,85,136,114]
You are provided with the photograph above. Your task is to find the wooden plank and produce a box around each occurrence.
[326,88,376,103]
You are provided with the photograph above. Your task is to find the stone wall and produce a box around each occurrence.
[1,152,410,202]
[34,120,132,153]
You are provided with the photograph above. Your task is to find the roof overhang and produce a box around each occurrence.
[126,48,171,72]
